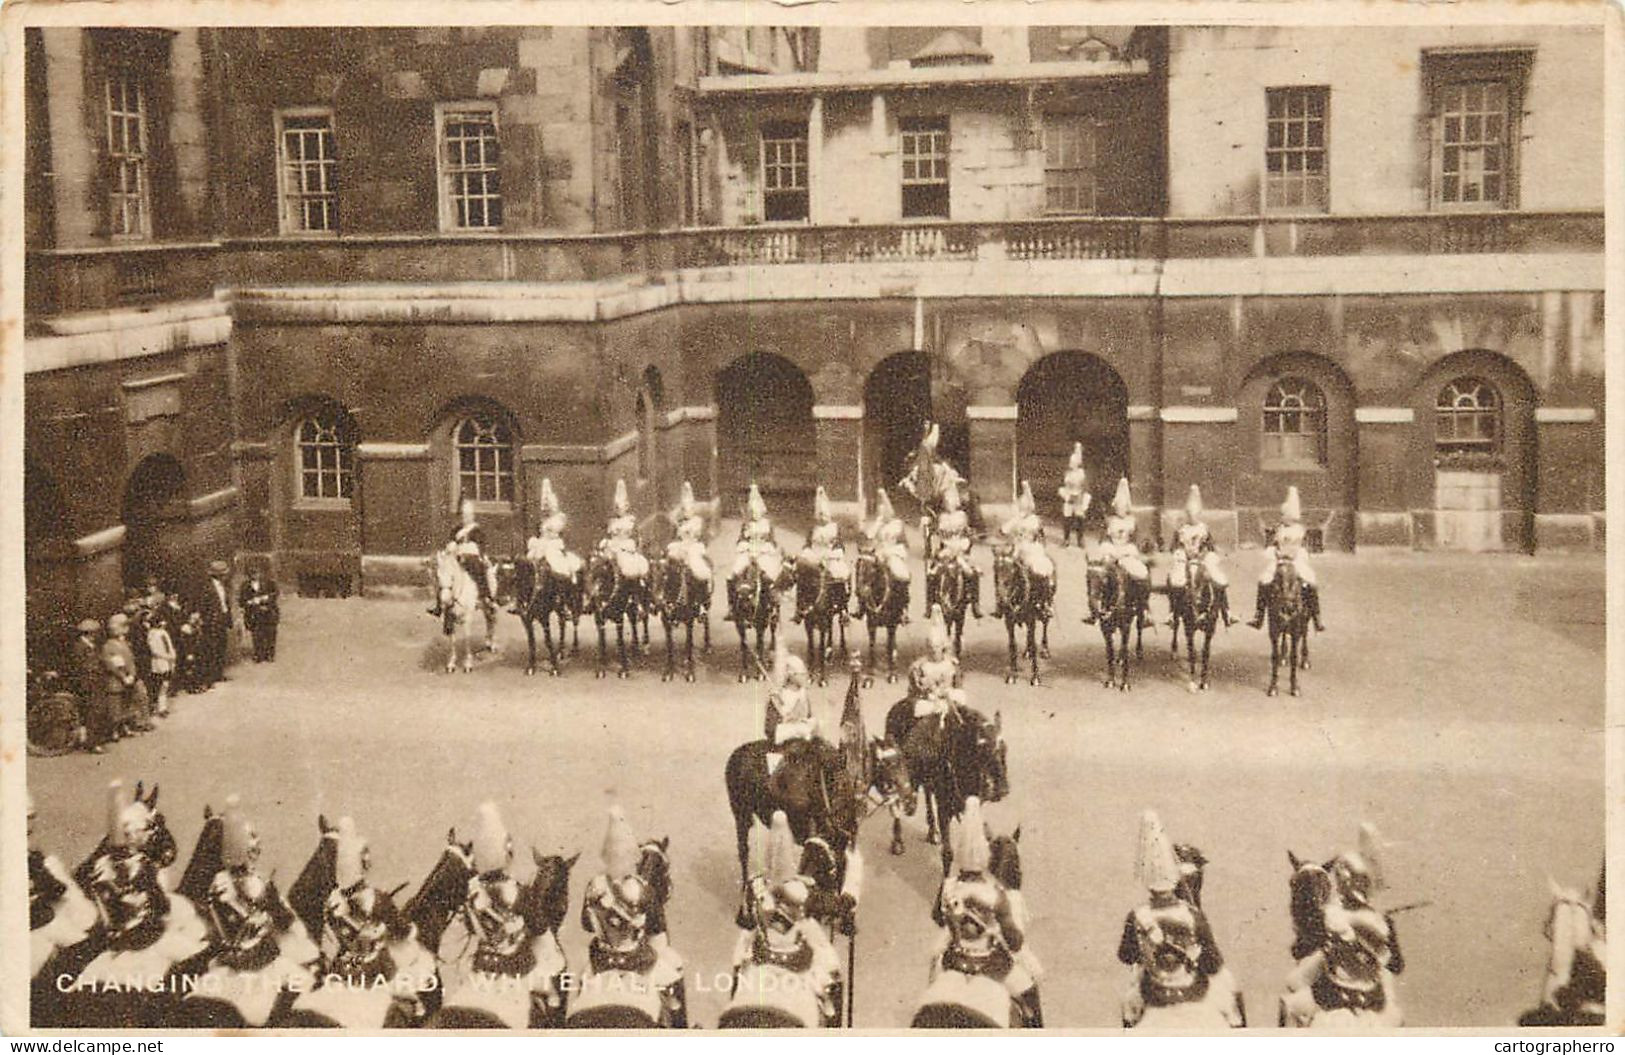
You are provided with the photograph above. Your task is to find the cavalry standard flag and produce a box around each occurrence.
[838,658,868,792]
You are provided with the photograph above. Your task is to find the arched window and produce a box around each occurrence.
[455,414,515,503]
[1435,377,1500,453]
[297,415,355,500]
[1262,377,1326,467]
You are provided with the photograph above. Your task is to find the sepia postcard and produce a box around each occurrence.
[1,0,1617,1038]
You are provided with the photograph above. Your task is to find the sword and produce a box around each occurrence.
[1386,899,1433,915]
[846,913,857,1028]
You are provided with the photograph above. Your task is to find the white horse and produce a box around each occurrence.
[431,549,496,673]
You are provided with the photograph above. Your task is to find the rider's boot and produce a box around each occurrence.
[1247,584,1270,629]
[969,573,985,619]
[1059,517,1072,548]
[1082,587,1100,625]
[1305,583,1326,632]
[427,600,442,617]
[723,579,739,622]
[1163,587,1182,627]
[1216,585,1237,626]
[1015,987,1044,1029]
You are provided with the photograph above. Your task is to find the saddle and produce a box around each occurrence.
[767,743,826,812]
[753,931,815,974]
[1312,974,1385,1014]
[1141,968,1210,1008]
[590,940,658,977]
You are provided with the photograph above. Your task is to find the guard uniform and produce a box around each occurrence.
[600,478,650,581]
[579,807,687,1026]
[865,488,912,584]
[930,483,983,619]
[727,483,784,620]
[1249,486,1326,632]
[1057,443,1091,548]
[994,481,1054,619]
[1086,478,1150,627]
[664,481,713,583]
[1165,485,1235,626]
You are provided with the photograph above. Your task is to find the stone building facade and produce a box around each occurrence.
[23,23,1605,652]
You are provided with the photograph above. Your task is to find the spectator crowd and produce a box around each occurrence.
[37,559,280,755]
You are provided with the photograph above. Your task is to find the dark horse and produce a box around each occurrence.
[651,556,711,683]
[1087,561,1147,691]
[792,560,849,687]
[585,553,651,679]
[1266,561,1311,697]
[500,558,584,677]
[883,701,1010,871]
[994,550,1053,686]
[1281,850,1404,1027]
[924,556,974,659]
[729,561,785,683]
[852,547,908,685]
[1168,556,1221,693]
[406,833,578,1029]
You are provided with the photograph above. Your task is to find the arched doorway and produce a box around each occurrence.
[1415,350,1536,553]
[122,454,188,588]
[715,353,815,513]
[1016,351,1128,525]
[863,351,933,506]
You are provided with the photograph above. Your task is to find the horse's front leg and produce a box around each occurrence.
[1199,625,1214,692]
[1120,624,1132,691]
[684,620,696,683]
[595,619,610,679]
[1028,621,1041,686]
[924,787,940,846]
[1005,619,1019,685]
[616,619,630,679]
[1040,616,1051,660]
[890,813,906,857]
[885,625,897,683]
[1266,627,1281,697]
[662,616,676,682]
[541,614,561,676]
[1288,631,1301,697]
[737,621,751,683]
[1300,627,1311,671]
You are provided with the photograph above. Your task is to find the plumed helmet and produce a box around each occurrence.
[772,637,807,688]
[105,780,135,849]
[1112,477,1133,518]
[1018,480,1036,515]
[539,478,559,515]
[1184,485,1204,522]
[873,488,895,521]
[747,482,767,519]
[927,605,949,657]
[334,816,368,891]
[765,810,798,887]
[679,481,696,517]
[814,485,832,523]
[470,801,512,875]
[220,795,260,871]
[1332,822,1386,905]
[460,498,477,522]
[1281,485,1303,524]
[951,796,991,874]
[601,806,639,879]
[1136,809,1180,894]
[613,478,630,516]
[1068,442,1084,470]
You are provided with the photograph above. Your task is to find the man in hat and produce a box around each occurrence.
[600,478,650,581]
[933,797,1042,1027]
[995,481,1054,619]
[1248,486,1326,632]
[1057,443,1091,548]
[238,563,281,663]
[929,481,984,619]
[1085,479,1151,628]
[521,478,584,611]
[733,811,854,1027]
[580,807,687,1026]
[431,499,498,617]
[861,487,912,619]
[1165,485,1236,627]
[1118,810,1240,1027]
[793,487,850,623]
[102,612,153,737]
[193,795,317,1024]
[200,559,234,686]
[664,480,713,584]
[69,618,111,753]
[726,482,784,621]
[29,791,98,982]
[1282,824,1403,1025]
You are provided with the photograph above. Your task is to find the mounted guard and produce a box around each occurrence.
[727,483,785,621]
[1281,823,1404,1028]
[794,486,852,621]
[181,795,319,1027]
[994,481,1054,620]
[664,481,713,586]
[599,479,650,583]
[1166,485,1236,627]
[431,499,498,619]
[437,802,568,1028]
[764,639,819,783]
[929,797,1043,1028]
[527,479,583,581]
[900,421,967,526]
[1119,811,1243,1028]
[574,807,687,1027]
[864,487,912,611]
[1250,485,1326,632]
[909,607,963,721]
[1057,443,1091,548]
[725,811,854,1028]
[1086,478,1150,628]
[928,480,983,621]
